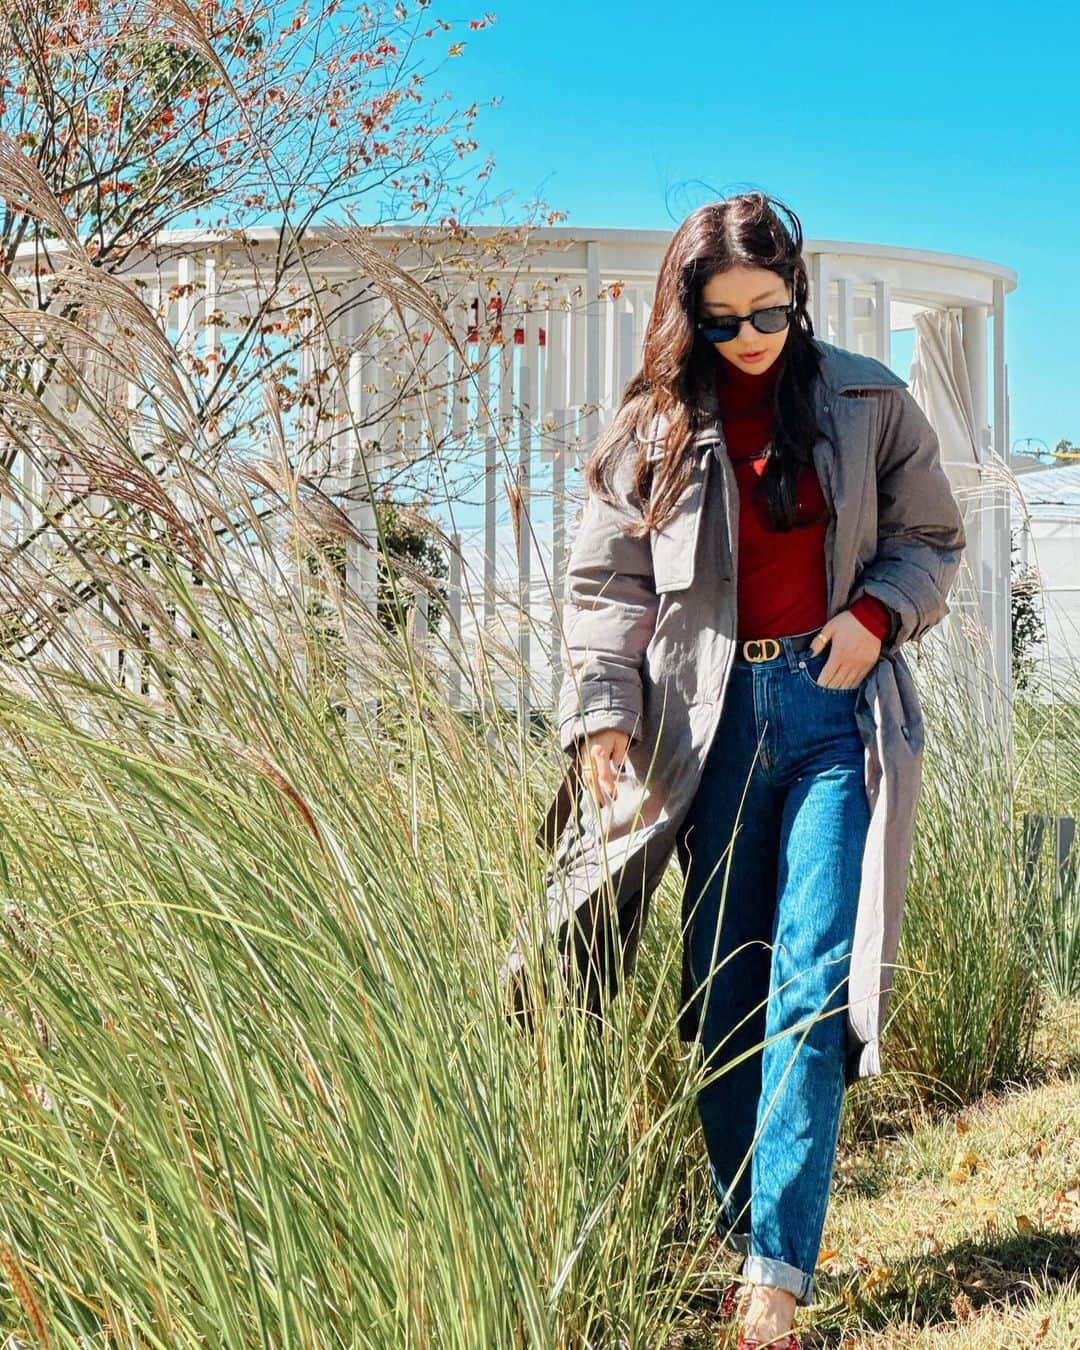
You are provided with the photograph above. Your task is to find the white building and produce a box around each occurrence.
[3,225,1018,735]
[1012,462,1080,689]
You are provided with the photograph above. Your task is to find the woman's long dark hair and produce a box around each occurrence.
[585,191,827,537]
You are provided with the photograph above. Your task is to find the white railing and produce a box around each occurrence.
[1,226,1017,732]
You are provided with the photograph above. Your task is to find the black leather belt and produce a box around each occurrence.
[735,631,818,662]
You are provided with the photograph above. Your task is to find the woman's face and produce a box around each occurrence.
[698,265,793,375]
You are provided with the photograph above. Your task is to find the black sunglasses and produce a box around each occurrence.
[696,302,795,344]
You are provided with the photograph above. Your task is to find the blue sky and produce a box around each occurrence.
[438,0,1076,458]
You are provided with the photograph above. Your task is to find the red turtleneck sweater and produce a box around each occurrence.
[716,355,893,643]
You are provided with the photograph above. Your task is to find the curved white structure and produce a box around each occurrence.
[3,225,1017,732]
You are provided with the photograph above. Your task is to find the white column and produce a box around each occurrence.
[584,241,601,452]
[874,280,892,365]
[426,318,450,456]
[498,313,515,449]
[24,349,44,536]
[176,254,194,370]
[203,251,219,401]
[344,292,381,642]
[143,272,168,493]
[617,307,635,397]
[523,302,545,418]
[569,298,587,424]
[550,407,568,714]
[811,251,831,341]
[324,289,350,491]
[542,295,568,439]
[517,360,533,728]
[450,295,470,445]
[447,532,462,709]
[836,276,854,348]
[992,278,1013,760]
[958,301,995,729]
[152,274,165,333]
[600,279,615,419]
[296,303,315,470]
[477,342,497,628]
[397,301,422,473]
[962,303,990,509]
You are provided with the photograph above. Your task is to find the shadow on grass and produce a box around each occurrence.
[658,1225,1079,1348]
[802,1227,1080,1345]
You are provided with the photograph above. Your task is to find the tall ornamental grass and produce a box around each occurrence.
[1014,639,1080,1002]
[0,532,749,1345]
[881,605,1080,1108]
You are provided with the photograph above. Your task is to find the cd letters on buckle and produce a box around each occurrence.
[743,638,781,662]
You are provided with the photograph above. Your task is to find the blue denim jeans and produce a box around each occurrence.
[674,630,871,1307]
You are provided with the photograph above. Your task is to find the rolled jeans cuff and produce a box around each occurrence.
[742,1252,814,1307]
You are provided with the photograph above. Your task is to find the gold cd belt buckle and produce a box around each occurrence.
[743,637,782,662]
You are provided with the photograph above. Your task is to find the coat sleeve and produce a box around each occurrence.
[556,439,659,754]
[846,386,967,657]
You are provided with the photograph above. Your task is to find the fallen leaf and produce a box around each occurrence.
[862,1265,891,1292]
[947,1148,984,1183]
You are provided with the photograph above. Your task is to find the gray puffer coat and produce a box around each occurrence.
[501,338,967,1087]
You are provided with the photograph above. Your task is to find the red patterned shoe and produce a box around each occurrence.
[719,1279,749,1320]
[735,1333,801,1350]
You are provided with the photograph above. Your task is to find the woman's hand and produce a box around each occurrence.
[808,611,882,688]
[575,727,631,807]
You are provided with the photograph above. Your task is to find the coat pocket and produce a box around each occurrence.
[648,453,713,593]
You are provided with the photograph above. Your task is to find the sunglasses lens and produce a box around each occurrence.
[700,319,741,343]
[752,305,791,334]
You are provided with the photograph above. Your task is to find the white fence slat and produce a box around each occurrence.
[517,361,533,727]
[617,307,634,397]
[584,243,601,454]
[550,407,568,712]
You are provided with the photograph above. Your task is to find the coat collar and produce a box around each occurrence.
[643,337,908,460]
[808,337,908,397]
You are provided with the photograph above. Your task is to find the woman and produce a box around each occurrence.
[501,192,966,1349]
